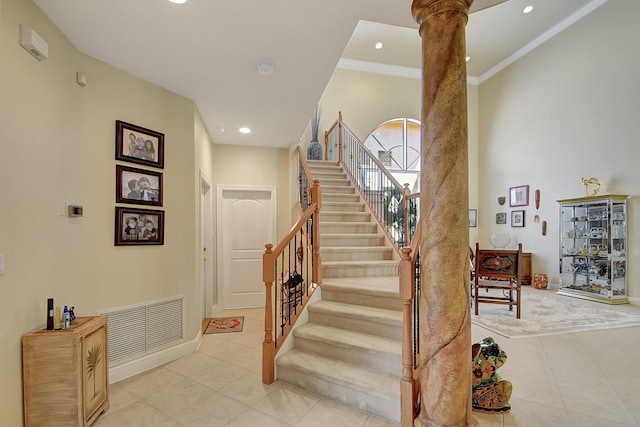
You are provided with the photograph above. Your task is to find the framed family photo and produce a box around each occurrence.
[509,185,529,207]
[511,210,525,227]
[115,207,164,246]
[115,120,164,169]
[496,212,507,224]
[116,165,163,206]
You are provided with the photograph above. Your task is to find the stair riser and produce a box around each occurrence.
[316,178,351,187]
[277,365,400,423]
[308,311,402,340]
[312,172,347,180]
[320,213,371,223]
[321,235,384,247]
[322,203,364,212]
[320,224,377,234]
[323,264,399,279]
[321,185,356,194]
[321,289,403,311]
[322,194,361,203]
[321,250,392,262]
[293,336,402,377]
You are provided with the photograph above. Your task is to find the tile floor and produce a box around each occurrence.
[95,300,640,427]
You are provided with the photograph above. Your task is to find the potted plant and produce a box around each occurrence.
[306,106,323,160]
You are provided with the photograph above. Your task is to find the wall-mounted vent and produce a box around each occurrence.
[98,295,184,366]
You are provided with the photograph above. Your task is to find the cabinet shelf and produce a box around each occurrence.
[558,195,628,304]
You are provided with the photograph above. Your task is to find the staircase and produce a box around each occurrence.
[276,160,403,422]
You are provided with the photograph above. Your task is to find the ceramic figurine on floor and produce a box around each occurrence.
[471,337,512,413]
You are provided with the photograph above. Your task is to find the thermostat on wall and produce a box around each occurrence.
[66,204,83,217]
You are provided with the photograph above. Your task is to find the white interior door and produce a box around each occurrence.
[217,185,276,309]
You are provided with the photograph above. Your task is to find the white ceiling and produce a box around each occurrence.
[34,0,602,148]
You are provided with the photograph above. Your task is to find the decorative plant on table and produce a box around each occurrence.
[306,106,323,160]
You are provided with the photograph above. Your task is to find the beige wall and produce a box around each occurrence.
[477,0,639,296]
[0,1,200,424]
[318,68,422,139]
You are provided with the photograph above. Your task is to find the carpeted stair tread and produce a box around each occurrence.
[321,246,391,252]
[308,301,402,325]
[294,323,401,357]
[320,233,383,238]
[277,349,399,398]
[320,278,399,298]
[323,260,398,267]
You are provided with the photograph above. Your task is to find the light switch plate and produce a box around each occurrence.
[0,254,5,275]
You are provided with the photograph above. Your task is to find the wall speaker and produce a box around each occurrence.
[19,24,48,61]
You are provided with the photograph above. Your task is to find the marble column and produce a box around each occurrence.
[411,1,476,426]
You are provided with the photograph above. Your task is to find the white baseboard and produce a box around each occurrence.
[109,332,202,384]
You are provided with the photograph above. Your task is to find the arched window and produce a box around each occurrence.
[363,118,421,191]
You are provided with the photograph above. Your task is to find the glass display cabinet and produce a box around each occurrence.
[558,195,628,304]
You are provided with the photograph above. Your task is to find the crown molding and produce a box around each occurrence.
[477,0,608,83]
[338,0,607,86]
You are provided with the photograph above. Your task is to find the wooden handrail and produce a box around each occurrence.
[297,145,313,186]
[263,179,321,385]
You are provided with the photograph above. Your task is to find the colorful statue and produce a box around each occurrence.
[471,337,512,413]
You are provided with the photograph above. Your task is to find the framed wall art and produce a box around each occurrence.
[115,120,164,169]
[116,165,163,206]
[511,210,525,228]
[509,185,529,207]
[469,209,477,227]
[115,207,164,246]
[496,212,507,225]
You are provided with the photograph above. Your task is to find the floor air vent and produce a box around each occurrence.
[98,295,184,366]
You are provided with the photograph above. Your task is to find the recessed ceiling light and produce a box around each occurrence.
[465,56,471,62]
[239,127,251,134]
[523,5,533,14]
[168,0,187,4]
[375,42,383,50]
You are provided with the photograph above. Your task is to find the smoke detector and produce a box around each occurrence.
[257,62,274,76]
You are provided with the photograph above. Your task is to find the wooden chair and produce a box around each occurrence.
[473,242,522,319]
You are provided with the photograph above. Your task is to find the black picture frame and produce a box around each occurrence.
[496,212,507,225]
[511,210,525,227]
[116,165,163,206]
[115,120,164,169]
[115,207,164,246]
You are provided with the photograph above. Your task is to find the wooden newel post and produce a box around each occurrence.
[399,246,416,427]
[310,179,322,285]
[262,243,276,384]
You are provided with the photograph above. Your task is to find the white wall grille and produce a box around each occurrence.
[99,296,184,366]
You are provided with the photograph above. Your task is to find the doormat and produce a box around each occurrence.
[204,316,244,334]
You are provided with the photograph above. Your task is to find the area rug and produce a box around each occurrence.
[471,287,640,339]
[204,316,244,334]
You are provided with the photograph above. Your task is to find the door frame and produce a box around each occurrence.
[216,184,277,309]
[200,171,215,318]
